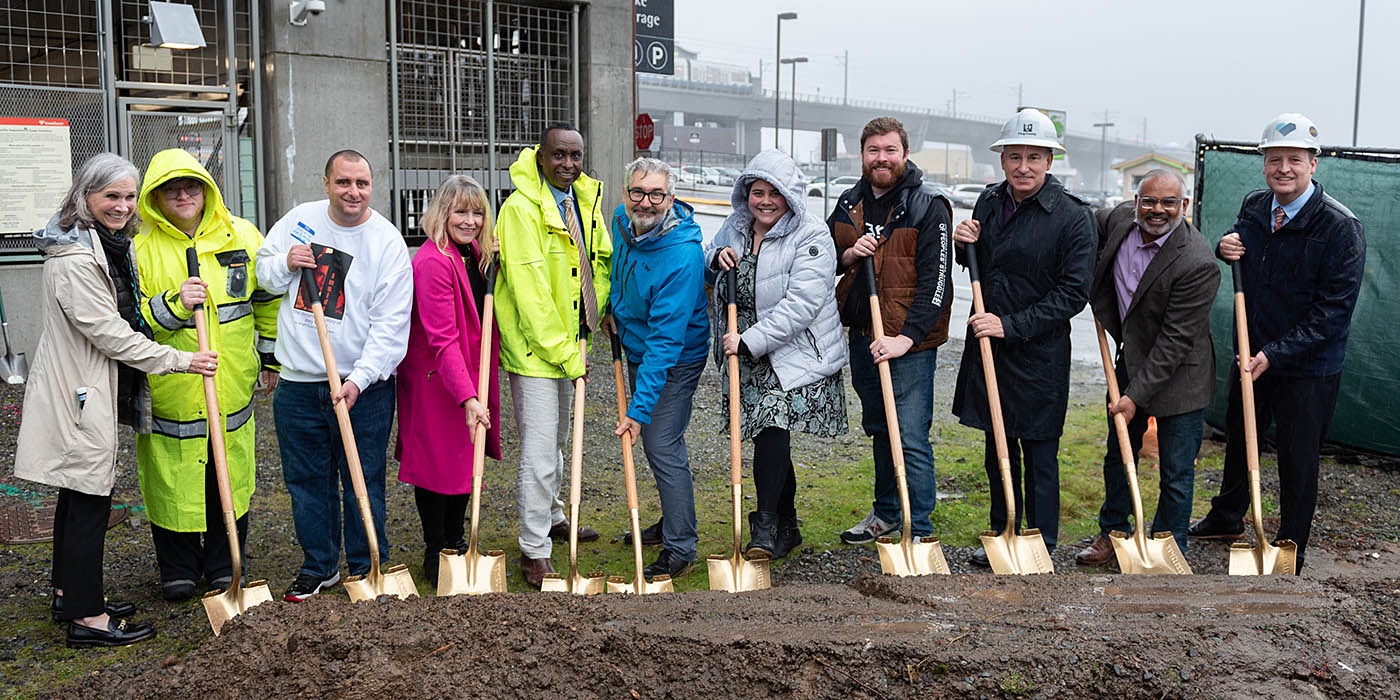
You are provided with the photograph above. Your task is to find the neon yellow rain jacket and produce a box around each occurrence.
[494,146,611,379]
[133,148,280,531]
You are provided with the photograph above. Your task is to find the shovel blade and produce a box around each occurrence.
[202,580,274,636]
[345,564,418,602]
[436,549,507,596]
[705,553,772,592]
[540,571,607,595]
[1108,531,1193,575]
[875,537,951,576]
[0,357,21,384]
[980,529,1055,575]
[605,574,674,594]
[1228,539,1297,576]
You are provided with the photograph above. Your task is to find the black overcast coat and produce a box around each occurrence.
[951,174,1096,440]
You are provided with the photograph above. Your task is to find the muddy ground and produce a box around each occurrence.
[5,347,1400,699]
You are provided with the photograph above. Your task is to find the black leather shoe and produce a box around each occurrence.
[744,511,778,560]
[548,520,600,543]
[66,618,156,648]
[772,514,803,560]
[969,547,991,568]
[51,594,136,623]
[1188,514,1245,540]
[642,549,692,579]
[623,517,664,546]
[161,579,197,601]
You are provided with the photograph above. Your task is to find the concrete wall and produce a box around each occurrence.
[259,0,391,220]
[580,0,634,218]
[0,265,45,358]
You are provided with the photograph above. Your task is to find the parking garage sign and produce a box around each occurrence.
[634,0,673,75]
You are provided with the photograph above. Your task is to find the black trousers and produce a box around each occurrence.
[984,432,1060,549]
[150,457,248,584]
[52,488,111,620]
[1209,369,1340,572]
[414,487,468,556]
[753,427,797,517]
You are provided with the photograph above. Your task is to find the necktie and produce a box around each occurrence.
[1272,206,1286,232]
[563,195,599,332]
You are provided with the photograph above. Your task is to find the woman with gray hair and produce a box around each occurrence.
[15,153,218,648]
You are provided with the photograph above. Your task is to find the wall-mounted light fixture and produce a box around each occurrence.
[146,1,206,49]
[290,0,327,26]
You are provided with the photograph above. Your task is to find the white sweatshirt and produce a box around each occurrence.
[254,200,412,390]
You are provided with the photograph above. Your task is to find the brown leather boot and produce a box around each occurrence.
[1074,534,1115,566]
[519,555,555,589]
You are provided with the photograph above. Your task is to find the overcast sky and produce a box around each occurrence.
[673,0,1392,151]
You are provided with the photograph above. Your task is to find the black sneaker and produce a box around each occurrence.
[839,510,898,545]
[969,547,991,568]
[623,517,664,546]
[642,549,692,579]
[283,571,342,602]
[160,579,197,602]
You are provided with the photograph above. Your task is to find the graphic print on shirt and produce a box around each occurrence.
[863,221,886,241]
[294,242,354,320]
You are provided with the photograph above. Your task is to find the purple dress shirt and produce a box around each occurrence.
[1112,222,1172,322]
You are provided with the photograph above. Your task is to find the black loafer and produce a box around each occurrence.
[1188,515,1245,540]
[51,594,137,623]
[642,549,692,579]
[969,547,991,568]
[66,618,156,648]
[623,517,664,546]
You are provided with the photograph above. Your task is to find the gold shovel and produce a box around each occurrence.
[1226,262,1297,576]
[187,249,273,635]
[437,260,507,596]
[297,271,417,601]
[706,268,772,592]
[541,338,608,594]
[860,261,950,577]
[965,245,1054,575]
[1093,320,1192,575]
[605,331,674,594]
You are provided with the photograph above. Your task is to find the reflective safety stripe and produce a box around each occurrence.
[149,398,254,439]
[149,292,186,331]
[256,336,277,353]
[250,289,279,304]
[172,301,254,329]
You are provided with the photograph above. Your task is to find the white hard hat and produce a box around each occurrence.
[990,108,1065,155]
[1259,113,1321,154]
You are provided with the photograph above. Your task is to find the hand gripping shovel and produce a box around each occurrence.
[1093,319,1192,575]
[1227,261,1297,576]
[541,338,607,594]
[965,245,1054,575]
[605,331,674,594]
[0,286,28,384]
[862,261,950,577]
[187,249,273,635]
[297,271,417,601]
[706,268,771,592]
[437,260,507,596]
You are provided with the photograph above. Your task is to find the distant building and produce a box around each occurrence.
[1112,153,1195,198]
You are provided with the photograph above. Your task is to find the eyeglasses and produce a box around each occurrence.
[1137,197,1181,209]
[626,188,670,205]
[158,179,203,197]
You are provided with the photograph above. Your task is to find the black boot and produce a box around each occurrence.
[423,548,441,586]
[744,511,778,560]
[773,514,803,559]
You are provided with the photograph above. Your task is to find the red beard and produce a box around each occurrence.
[863,159,906,190]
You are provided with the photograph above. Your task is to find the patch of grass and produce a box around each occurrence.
[998,669,1034,696]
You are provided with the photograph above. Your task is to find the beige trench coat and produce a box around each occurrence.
[15,219,192,496]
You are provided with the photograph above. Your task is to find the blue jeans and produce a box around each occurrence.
[848,333,937,537]
[628,358,704,562]
[1098,405,1203,552]
[275,377,395,579]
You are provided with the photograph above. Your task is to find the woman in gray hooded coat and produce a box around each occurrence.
[705,148,847,559]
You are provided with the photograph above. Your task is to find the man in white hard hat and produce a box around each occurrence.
[951,108,1097,568]
[1190,114,1365,574]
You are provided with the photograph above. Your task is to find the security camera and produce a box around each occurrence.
[290,0,325,26]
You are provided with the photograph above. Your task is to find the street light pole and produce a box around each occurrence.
[842,50,849,106]
[781,57,808,156]
[1093,112,1115,196]
[775,12,797,150]
[1353,0,1365,146]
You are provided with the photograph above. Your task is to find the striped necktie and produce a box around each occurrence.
[563,195,599,332]
[1272,206,1286,232]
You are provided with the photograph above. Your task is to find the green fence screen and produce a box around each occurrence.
[1194,139,1400,455]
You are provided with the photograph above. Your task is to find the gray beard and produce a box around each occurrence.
[629,210,663,234]
[1136,213,1182,237]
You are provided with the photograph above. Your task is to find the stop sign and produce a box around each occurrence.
[635,113,655,151]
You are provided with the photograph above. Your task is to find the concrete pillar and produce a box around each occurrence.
[580,0,633,219]
[259,1,390,220]
[737,119,762,156]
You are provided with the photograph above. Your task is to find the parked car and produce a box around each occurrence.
[704,167,734,186]
[678,165,714,185]
[807,175,860,198]
[949,183,987,209]
[718,167,742,182]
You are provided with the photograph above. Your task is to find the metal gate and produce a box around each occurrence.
[118,98,236,197]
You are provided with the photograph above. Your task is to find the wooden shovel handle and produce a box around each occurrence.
[467,260,497,557]
[863,259,914,545]
[964,245,1015,532]
[1231,261,1267,543]
[609,331,639,509]
[725,268,742,486]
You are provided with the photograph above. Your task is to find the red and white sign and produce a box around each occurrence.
[0,117,73,233]
[635,113,655,151]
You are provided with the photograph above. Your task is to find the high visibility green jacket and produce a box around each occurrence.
[133,148,280,531]
[494,146,611,379]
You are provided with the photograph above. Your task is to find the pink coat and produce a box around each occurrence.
[395,241,501,494]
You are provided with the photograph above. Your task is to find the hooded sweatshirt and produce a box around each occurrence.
[609,199,709,424]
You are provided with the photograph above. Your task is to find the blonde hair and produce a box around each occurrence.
[422,175,495,273]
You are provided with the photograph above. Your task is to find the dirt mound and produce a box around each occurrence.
[50,573,1400,700]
